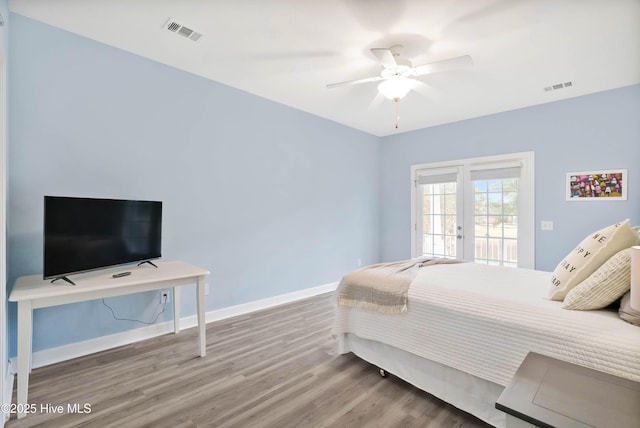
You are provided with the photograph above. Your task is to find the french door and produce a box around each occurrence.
[411,152,534,268]
[415,166,464,259]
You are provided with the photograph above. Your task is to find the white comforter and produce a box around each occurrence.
[333,262,640,386]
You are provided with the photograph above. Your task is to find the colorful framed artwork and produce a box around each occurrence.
[566,169,627,201]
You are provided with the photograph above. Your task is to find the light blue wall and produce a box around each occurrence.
[379,84,640,271]
[7,14,380,355]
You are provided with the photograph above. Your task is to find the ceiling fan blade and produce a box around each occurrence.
[409,79,438,98]
[370,48,398,69]
[326,75,384,89]
[367,92,386,110]
[448,0,516,26]
[412,55,473,76]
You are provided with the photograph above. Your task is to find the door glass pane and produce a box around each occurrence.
[420,182,457,259]
[488,193,503,215]
[473,178,519,266]
[503,238,518,267]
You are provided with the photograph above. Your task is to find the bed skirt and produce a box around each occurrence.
[337,333,506,428]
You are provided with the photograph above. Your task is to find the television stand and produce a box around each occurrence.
[50,276,76,286]
[9,260,209,419]
[138,260,158,268]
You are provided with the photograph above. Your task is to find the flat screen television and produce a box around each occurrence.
[44,196,162,283]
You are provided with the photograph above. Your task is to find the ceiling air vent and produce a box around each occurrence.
[543,81,573,92]
[164,18,203,42]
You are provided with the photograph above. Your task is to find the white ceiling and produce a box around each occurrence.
[9,0,640,137]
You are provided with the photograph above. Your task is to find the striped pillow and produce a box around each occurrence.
[548,219,636,301]
[562,248,631,310]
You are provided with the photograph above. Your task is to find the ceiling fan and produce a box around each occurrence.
[326,45,473,102]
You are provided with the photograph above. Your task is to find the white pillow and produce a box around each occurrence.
[562,248,631,310]
[548,219,636,301]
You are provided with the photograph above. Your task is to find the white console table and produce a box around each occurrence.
[9,260,209,419]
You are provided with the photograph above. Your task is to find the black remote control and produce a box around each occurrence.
[112,272,131,278]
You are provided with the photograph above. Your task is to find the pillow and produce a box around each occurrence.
[548,219,636,301]
[562,248,631,310]
[619,291,640,326]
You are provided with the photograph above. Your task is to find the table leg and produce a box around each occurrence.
[197,276,206,357]
[173,286,180,334]
[16,300,32,419]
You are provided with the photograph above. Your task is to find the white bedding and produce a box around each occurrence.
[333,262,640,388]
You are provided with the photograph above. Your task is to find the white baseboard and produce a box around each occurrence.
[204,282,338,324]
[27,321,175,369]
[8,282,337,372]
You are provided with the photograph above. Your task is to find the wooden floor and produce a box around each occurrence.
[7,292,492,428]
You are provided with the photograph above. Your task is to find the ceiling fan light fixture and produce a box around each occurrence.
[378,77,413,101]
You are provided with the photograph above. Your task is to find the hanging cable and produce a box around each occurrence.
[102,295,167,325]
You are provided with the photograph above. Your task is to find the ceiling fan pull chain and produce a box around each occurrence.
[395,100,400,129]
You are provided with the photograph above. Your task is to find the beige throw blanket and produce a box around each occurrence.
[337,258,462,314]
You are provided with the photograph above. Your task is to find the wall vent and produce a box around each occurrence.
[164,18,203,42]
[543,81,573,92]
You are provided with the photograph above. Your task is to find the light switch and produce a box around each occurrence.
[541,221,554,231]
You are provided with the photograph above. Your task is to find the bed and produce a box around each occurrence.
[332,261,640,427]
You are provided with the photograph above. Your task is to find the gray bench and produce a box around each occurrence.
[496,352,640,428]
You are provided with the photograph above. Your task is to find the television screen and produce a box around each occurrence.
[44,196,162,280]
